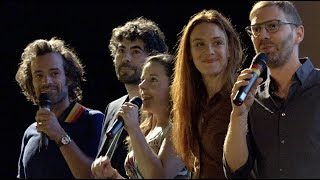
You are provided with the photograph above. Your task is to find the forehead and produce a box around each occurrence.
[251,5,287,25]
[190,22,226,40]
[31,52,64,72]
[118,38,145,49]
[142,61,166,75]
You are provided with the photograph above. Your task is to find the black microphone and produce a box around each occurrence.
[233,53,268,106]
[107,96,142,139]
[39,93,51,150]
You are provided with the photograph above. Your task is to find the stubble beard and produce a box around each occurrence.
[259,32,294,69]
[116,66,141,84]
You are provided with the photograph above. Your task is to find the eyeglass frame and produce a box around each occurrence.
[245,19,298,38]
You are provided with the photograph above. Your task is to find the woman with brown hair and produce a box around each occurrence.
[171,9,244,178]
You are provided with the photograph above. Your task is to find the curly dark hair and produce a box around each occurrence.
[108,16,168,57]
[15,37,86,104]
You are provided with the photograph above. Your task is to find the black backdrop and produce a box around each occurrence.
[1,1,255,178]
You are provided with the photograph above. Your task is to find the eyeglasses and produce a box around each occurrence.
[245,19,298,37]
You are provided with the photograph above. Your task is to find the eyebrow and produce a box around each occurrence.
[191,36,224,42]
[33,68,61,74]
[251,19,279,26]
[118,45,144,51]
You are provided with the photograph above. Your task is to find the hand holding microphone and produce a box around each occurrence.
[233,53,268,106]
[38,93,51,151]
[107,96,142,139]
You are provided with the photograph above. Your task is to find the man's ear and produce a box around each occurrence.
[295,25,304,44]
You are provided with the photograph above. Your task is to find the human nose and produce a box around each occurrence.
[123,51,132,63]
[257,26,271,39]
[138,79,146,89]
[41,75,52,85]
[207,44,215,55]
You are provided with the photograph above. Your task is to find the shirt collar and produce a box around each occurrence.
[258,57,314,97]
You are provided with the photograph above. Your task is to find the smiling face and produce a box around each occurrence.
[138,61,170,114]
[189,22,229,78]
[31,52,69,105]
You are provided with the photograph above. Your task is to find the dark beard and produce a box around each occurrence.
[51,91,68,105]
[116,64,141,84]
[119,75,141,84]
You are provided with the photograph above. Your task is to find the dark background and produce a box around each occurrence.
[2,1,319,178]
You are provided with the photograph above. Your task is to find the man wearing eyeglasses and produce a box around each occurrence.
[224,1,320,179]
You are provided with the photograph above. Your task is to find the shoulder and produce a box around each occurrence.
[80,105,104,121]
[104,94,129,113]
[86,108,104,116]
[109,95,128,107]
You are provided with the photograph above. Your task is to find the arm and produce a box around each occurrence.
[223,130,256,179]
[120,103,184,178]
[36,109,103,178]
[17,129,28,179]
[223,111,249,172]
[128,127,185,179]
[223,69,262,176]
[57,136,95,178]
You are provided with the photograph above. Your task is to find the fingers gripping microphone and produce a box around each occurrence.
[233,53,268,106]
[107,96,142,139]
[39,93,51,150]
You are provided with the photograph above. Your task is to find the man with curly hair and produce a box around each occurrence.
[16,37,103,178]
[91,17,168,178]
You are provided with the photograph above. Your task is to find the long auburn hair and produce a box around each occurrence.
[171,9,244,170]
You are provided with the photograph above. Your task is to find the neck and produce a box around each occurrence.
[51,97,71,118]
[270,59,301,99]
[151,109,170,130]
[202,74,225,100]
[124,83,140,100]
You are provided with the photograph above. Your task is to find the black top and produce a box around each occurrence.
[224,58,320,178]
[96,95,129,178]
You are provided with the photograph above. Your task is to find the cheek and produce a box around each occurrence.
[157,87,170,100]
[32,79,42,91]
[253,39,260,47]
[190,50,201,67]
[190,47,201,60]
[221,50,229,64]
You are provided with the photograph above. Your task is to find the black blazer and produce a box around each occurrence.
[96,94,129,178]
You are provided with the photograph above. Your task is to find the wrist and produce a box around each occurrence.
[56,134,72,148]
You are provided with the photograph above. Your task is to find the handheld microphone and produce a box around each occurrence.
[233,52,268,106]
[107,96,142,139]
[39,93,51,150]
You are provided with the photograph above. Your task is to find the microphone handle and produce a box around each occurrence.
[107,118,124,139]
[233,72,258,106]
[40,132,49,149]
[106,96,142,139]
[39,107,49,151]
